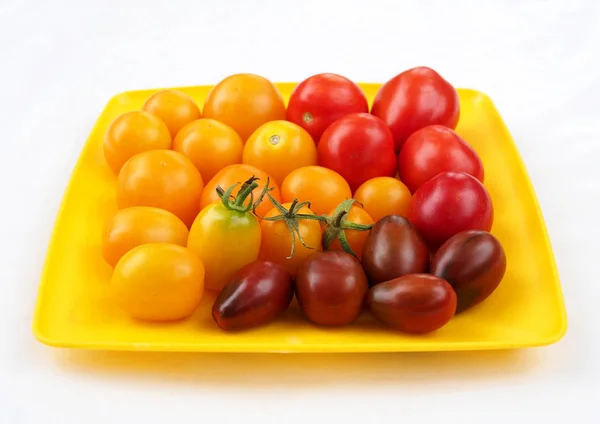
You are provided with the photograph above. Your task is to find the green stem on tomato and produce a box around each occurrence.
[216,176,260,213]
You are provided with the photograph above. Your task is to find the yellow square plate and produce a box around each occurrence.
[32,83,567,353]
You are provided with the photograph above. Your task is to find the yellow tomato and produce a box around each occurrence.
[101,206,189,267]
[243,120,317,185]
[353,177,412,221]
[103,111,171,174]
[173,119,243,182]
[203,73,286,141]
[142,89,202,138]
[111,243,205,321]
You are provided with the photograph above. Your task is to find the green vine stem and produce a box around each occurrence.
[215,176,263,213]
[321,198,373,258]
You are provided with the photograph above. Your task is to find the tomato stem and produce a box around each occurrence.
[320,198,373,258]
[217,176,261,213]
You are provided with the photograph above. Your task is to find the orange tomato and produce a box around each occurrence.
[117,150,204,227]
[103,111,171,173]
[200,164,281,218]
[111,243,205,321]
[259,203,322,275]
[281,166,352,215]
[102,206,189,267]
[173,119,243,182]
[327,205,374,259]
[142,89,202,138]
[203,73,286,141]
[354,177,412,221]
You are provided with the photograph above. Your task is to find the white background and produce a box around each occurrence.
[1,0,599,422]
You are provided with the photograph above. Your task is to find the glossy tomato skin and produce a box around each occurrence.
[408,172,494,250]
[361,215,430,286]
[318,113,396,192]
[371,67,460,153]
[212,261,294,331]
[287,73,369,143]
[430,230,506,313]
[142,89,202,138]
[398,125,484,193]
[366,274,457,334]
[353,177,412,222]
[295,251,368,326]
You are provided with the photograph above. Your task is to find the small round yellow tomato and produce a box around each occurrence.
[281,166,352,215]
[173,119,243,182]
[353,177,412,221]
[326,205,374,259]
[117,150,204,227]
[111,243,205,321]
[102,206,189,267]
[259,203,322,276]
[203,73,286,141]
[142,90,202,138]
[243,120,317,185]
[103,111,171,173]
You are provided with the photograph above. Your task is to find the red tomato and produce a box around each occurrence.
[287,73,368,143]
[408,172,493,250]
[318,113,396,192]
[371,67,460,153]
[398,125,484,193]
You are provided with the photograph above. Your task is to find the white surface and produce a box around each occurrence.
[1,0,599,422]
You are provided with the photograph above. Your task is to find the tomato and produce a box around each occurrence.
[361,215,430,286]
[203,73,286,141]
[295,251,368,326]
[325,204,373,259]
[259,202,322,276]
[142,89,202,138]
[173,118,243,183]
[200,164,281,218]
[430,230,506,313]
[286,73,369,143]
[188,178,262,291]
[281,166,351,216]
[318,113,396,192]
[243,120,317,185]
[354,177,412,222]
[398,125,484,193]
[103,111,171,174]
[102,206,189,267]
[212,261,294,331]
[111,243,205,321]
[366,274,457,334]
[116,150,204,227]
[371,67,460,153]
[408,172,494,250]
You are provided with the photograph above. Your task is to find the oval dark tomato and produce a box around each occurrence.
[318,113,396,192]
[287,73,368,143]
[398,125,484,193]
[366,274,457,334]
[212,261,294,331]
[430,230,506,313]
[361,215,430,286]
[295,251,368,326]
[371,67,460,153]
[408,172,494,250]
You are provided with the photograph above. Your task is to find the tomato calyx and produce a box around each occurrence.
[321,199,373,258]
[302,112,313,124]
[216,176,268,213]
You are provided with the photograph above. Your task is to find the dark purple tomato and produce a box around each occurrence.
[366,274,457,334]
[361,215,430,287]
[295,250,368,326]
[430,230,506,313]
[212,261,294,331]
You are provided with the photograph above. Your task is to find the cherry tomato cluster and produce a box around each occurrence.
[100,67,506,335]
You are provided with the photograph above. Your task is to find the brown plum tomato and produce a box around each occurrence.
[398,125,484,193]
[318,113,396,192]
[295,251,368,326]
[286,73,369,143]
[366,274,457,334]
[408,172,493,250]
[361,215,430,287]
[212,261,294,331]
[371,67,460,153]
[430,230,506,313]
